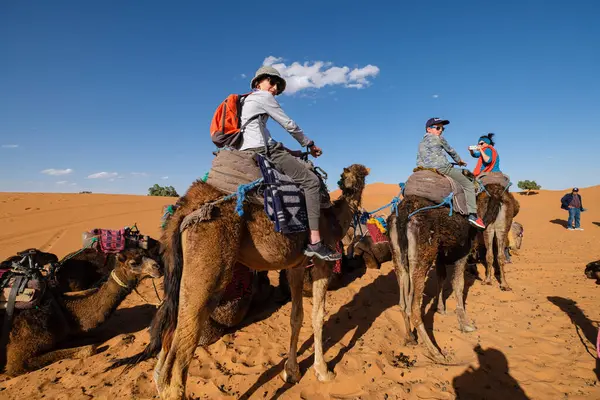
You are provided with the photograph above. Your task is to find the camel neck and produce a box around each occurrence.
[333,194,362,240]
[62,271,134,333]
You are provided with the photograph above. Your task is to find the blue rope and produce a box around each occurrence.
[234,178,263,216]
[502,181,513,195]
[408,193,454,220]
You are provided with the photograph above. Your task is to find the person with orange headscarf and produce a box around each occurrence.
[469,133,501,177]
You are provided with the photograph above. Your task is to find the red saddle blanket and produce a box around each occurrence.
[94,228,126,253]
[366,223,388,244]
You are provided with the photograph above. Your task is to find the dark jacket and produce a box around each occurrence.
[560,193,583,211]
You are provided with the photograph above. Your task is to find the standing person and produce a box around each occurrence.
[469,133,501,176]
[239,65,341,261]
[561,188,584,230]
[416,117,486,229]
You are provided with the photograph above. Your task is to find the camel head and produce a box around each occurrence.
[584,260,600,285]
[337,164,370,199]
[115,248,163,283]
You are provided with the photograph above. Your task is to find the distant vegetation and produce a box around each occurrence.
[79,191,92,194]
[148,184,179,197]
[517,180,541,195]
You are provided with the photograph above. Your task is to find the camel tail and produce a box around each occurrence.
[107,208,186,372]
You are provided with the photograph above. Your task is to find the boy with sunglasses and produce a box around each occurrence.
[416,117,486,229]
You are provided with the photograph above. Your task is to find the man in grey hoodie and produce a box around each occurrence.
[239,65,341,261]
[416,117,486,229]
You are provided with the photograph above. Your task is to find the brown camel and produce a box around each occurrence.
[292,223,392,298]
[584,260,600,284]
[109,163,370,400]
[475,184,520,290]
[2,247,161,376]
[57,245,273,346]
[387,195,477,363]
[343,223,392,270]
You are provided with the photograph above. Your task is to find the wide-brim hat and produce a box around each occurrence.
[251,65,286,95]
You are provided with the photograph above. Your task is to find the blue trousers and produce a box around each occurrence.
[567,208,581,228]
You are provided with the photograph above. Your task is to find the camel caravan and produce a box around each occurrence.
[1,65,530,399]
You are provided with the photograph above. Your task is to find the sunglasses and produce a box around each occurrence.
[430,126,445,131]
[478,142,486,146]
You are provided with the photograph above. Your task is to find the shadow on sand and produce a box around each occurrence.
[239,270,399,399]
[240,263,480,399]
[549,219,569,228]
[452,345,530,399]
[593,222,600,227]
[548,296,600,380]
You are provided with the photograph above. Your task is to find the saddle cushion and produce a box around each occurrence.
[403,170,469,215]
[478,172,511,188]
[206,149,329,233]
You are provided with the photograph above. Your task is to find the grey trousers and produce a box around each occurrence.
[440,167,478,214]
[246,143,321,230]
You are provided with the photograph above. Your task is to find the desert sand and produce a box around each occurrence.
[0,185,599,399]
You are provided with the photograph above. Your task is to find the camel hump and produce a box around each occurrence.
[403,170,468,215]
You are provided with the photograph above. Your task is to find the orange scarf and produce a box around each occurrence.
[473,145,498,177]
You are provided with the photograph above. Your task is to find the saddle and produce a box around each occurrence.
[0,249,56,311]
[206,148,331,234]
[477,172,511,189]
[82,224,149,253]
[403,169,469,215]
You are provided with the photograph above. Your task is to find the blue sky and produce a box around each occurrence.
[1,1,599,197]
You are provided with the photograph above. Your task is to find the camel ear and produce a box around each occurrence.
[366,168,371,174]
[117,252,126,263]
[343,167,349,173]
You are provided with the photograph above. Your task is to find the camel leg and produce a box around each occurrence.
[26,344,97,372]
[435,262,447,315]
[388,216,416,345]
[281,266,304,384]
[407,222,445,363]
[154,229,236,400]
[496,215,512,291]
[311,260,335,382]
[482,226,495,286]
[451,256,476,332]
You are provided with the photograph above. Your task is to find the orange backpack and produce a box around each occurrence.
[210,93,262,148]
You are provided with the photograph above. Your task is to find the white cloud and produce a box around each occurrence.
[56,181,68,185]
[131,172,149,177]
[70,182,77,186]
[42,168,73,176]
[262,56,380,94]
[241,73,247,79]
[161,176,169,180]
[2,144,18,148]
[87,172,118,179]
[432,94,439,99]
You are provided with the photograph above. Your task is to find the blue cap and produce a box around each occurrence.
[426,117,450,129]
[573,187,579,192]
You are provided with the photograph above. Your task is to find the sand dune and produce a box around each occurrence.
[0,186,599,399]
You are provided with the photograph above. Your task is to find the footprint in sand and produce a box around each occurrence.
[40,229,67,252]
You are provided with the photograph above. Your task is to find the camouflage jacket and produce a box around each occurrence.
[416,133,462,170]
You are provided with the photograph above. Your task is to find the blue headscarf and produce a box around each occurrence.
[478,136,492,145]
